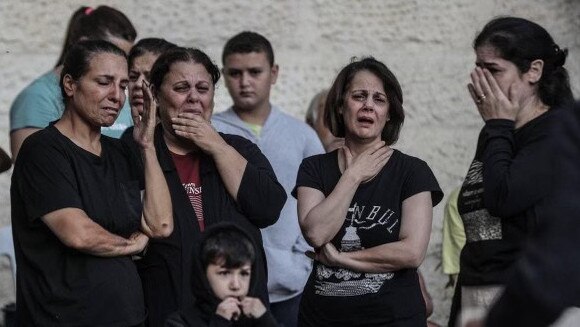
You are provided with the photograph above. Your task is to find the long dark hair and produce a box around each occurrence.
[55,6,136,67]
[474,17,573,108]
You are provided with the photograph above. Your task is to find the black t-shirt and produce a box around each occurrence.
[293,149,442,326]
[458,114,553,286]
[11,124,146,326]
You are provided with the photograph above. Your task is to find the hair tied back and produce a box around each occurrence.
[553,44,567,67]
[84,7,94,15]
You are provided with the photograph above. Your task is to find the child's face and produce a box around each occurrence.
[206,262,251,300]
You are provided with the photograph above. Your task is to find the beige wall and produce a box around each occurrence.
[0,0,578,324]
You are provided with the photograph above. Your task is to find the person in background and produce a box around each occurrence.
[9,5,137,159]
[121,37,177,142]
[11,40,172,326]
[441,187,465,326]
[305,90,344,152]
[294,57,443,326]
[456,16,574,326]
[167,224,279,327]
[129,47,286,326]
[212,31,324,327]
[0,147,11,173]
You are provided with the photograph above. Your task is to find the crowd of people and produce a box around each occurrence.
[6,4,578,327]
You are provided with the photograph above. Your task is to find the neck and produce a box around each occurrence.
[233,102,271,126]
[55,109,102,155]
[515,96,549,129]
[344,137,386,157]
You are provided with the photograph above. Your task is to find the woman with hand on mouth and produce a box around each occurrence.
[293,57,443,326]
[127,47,286,326]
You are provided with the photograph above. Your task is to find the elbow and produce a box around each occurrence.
[302,230,327,249]
[406,250,426,268]
[149,220,173,238]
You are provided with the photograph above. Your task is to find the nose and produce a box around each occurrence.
[229,275,241,291]
[240,72,250,87]
[109,84,123,104]
[362,97,375,111]
[187,89,201,103]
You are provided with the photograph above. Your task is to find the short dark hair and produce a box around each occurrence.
[60,40,127,102]
[474,16,573,108]
[150,47,221,92]
[201,228,255,270]
[128,38,177,70]
[325,57,405,145]
[56,6,136,67]
[222,31,275,66]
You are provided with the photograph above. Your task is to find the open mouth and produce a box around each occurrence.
[181,108,203,115]
[357,116,374,125]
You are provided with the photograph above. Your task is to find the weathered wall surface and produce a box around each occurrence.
[0,0,578,324]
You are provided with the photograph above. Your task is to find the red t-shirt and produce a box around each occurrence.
[170,151,205,231]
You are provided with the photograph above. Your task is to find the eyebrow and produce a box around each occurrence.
[352,89,387,97]
[476,61,500,69]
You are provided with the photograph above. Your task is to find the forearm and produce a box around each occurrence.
[140,147,173,238]
[211,143,248,201]
[339,240,423,273]
[300,171,361,248]
[42,208,145,257]
[73,225,143,257]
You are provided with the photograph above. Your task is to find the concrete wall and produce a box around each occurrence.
[0,0,578,324]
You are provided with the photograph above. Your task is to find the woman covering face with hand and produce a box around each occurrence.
[11,40,172,326]
[456,16,574,326]
[293,57,443,326]
[128,47,286,326]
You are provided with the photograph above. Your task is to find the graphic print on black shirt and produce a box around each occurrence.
[459,158,502,243]
[315,202,395,297]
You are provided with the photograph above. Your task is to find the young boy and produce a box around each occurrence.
[166,224,278,327]
[212,31,323,327]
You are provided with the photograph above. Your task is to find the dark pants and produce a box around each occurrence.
[271,294,302,327]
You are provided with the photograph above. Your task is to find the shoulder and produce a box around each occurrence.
[211,108,236,123]
[16,127,63,164]
[300,151,335,170]
[12,72,60,103]
[391,150,431,170]
[391,150,443,205]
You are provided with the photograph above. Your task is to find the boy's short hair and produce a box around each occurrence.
[222,31,274,66]
[201,228,255,270]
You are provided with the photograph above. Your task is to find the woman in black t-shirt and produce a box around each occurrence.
[294,57,442,326]
[456,17,575,326]
[11,40,172,326]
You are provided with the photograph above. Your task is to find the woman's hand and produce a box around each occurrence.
[216,297,241,321]
[127,231,149,255]
[468,67,519,122]
[306,243,342,267]
[240,297,267,319]
[132,80,157,149]
[171,113,227,155]
[341,142,393,184]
